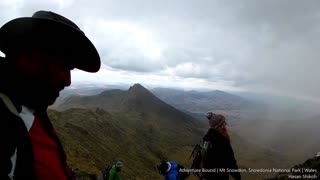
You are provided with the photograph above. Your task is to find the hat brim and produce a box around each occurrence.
[0,17,100,72]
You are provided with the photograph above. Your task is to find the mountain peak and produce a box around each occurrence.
[131,83,144,89]
[128,83,149,94]
[210,90,225,93]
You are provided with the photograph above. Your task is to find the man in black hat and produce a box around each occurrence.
[0,11,100,180]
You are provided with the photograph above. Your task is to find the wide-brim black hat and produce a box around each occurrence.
[0,11,100,72]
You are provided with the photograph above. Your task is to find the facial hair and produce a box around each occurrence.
[18,73,58,110]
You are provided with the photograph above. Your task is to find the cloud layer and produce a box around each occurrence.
[1,0,319,100]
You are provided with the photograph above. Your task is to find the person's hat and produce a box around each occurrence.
[206,112,226,129]
[115,161,123,167]
[0,10,100,72]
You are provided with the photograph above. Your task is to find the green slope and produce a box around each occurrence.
[50,84,291,179]
[272,156,320,179]
[49,107,205,179]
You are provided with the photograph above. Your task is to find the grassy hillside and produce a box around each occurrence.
[49,108,205,179]
[50,84,207,179]
[272,156,320,179]
[49,84,294,179]
[49,107,289,180]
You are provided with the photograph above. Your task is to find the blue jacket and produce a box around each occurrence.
[163,161,179,180]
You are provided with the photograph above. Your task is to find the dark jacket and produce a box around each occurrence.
[0,60,73,179]
[202,128,241,180]
[0,97,35,180]
[0,93,73,179]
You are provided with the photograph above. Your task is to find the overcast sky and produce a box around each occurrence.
[0,0,320,102]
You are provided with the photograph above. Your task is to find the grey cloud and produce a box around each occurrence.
[1,0,320,100]
[104,56,165,73]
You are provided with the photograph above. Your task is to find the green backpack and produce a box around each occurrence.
[189,138,213,178]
